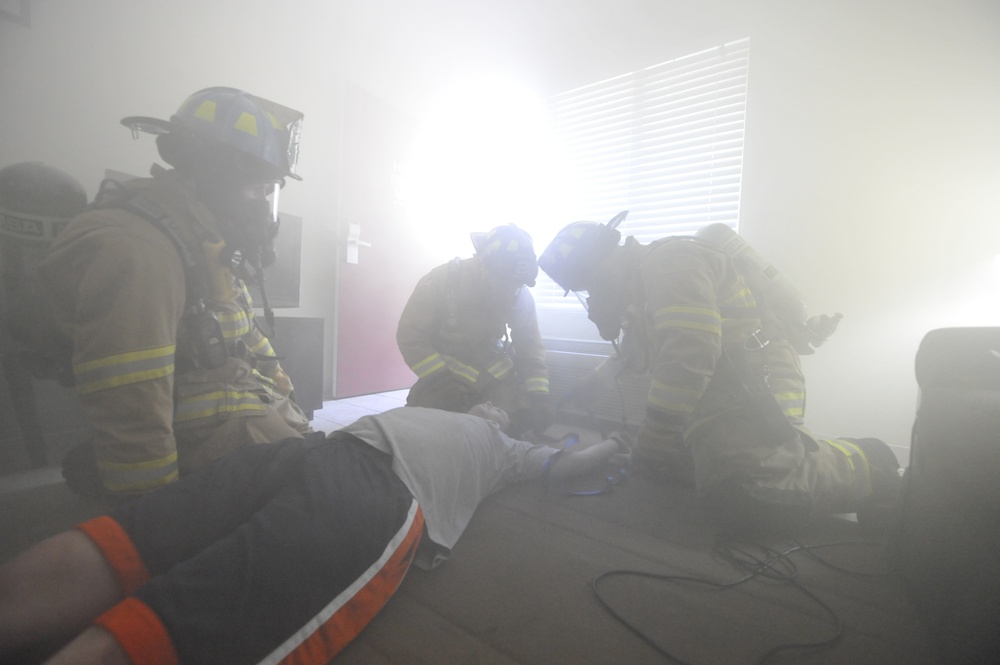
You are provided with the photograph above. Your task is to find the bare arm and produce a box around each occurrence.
[545,438,624,482]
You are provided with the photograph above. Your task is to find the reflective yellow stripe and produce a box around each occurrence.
[234,111,259,136]
[718,284,757,309]
[411,353,446,378]
[653,306,722,335]
[643,411,683,439]
[174,390,268,423]
[648,378,700,414]
[99,450,179,493]
[774,390,805,419]
[265,111,283,130]
[193,100,217,122]
[487,357,515,380]
[248,336,275,357]
[448,359,479,384]
[525,376,550,393]
[843,439,873,490]
[74,345,175,395]
[217,310,252,340]
[825,438,872,493]
[826,439,855,470]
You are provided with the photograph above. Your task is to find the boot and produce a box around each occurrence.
[851,437,903,534]
[61,440,107,498]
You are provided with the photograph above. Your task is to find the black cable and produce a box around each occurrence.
[592,537,893,665]
[251,262,276,340]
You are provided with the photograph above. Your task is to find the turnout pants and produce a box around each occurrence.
[77,432,424,665]
[690,404,876,531]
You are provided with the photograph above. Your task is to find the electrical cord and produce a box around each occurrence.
[591,537,894,665]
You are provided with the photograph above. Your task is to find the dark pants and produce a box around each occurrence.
[88,432,423,665]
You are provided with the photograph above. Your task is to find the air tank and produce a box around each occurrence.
[0,162,87,347]
[695,222,809,326]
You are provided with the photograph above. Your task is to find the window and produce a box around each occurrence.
[534,37,751,308]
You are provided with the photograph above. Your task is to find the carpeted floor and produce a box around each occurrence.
[0,395,941,665]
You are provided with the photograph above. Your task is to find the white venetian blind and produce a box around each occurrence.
[535,37,750,308]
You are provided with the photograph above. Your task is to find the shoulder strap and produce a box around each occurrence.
[104,189,206,315]
[444,257,462,330]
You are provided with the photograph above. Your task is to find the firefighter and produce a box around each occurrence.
[37,87,313,498]
[396,224,553,436]
[538,213,901,531]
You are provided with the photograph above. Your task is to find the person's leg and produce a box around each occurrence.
[1,436,322,664]
[130,436,422,665]
[39,626,128,665]
[0,530,120,661]
[693,407,887,532]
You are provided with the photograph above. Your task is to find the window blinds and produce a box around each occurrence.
[535,37,750,308]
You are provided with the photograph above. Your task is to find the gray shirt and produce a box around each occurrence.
[342,407,556,569]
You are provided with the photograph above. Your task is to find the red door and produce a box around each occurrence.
[334,84,425,397]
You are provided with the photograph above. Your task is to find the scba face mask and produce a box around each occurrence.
[198,171,283,269]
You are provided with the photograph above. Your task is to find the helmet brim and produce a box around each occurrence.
[121,116,173,135]
[120,116,303,181]
[469,231,488,253]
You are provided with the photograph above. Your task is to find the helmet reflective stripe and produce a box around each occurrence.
[123,87,304,181]
[187,99,282,135]
[539,222,613,292]
[174,87,303,179]
[191,100,217,123]
[539,212,627,293]
[485,234,525,255]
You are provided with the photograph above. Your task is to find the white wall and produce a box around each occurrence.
[738,0,1000,457]
[3,0,998,458]
[0,0,349,391]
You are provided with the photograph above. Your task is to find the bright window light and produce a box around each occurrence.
[408,71,567,262]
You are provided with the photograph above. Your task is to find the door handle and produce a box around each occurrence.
[346,223,372,264]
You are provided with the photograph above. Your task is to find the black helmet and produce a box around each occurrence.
[121,88,305,259]
[0,162,88,244]
[0,162,87,359]
[122,86,304,183]
[538,211,627,293]
[471,224,539,288]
